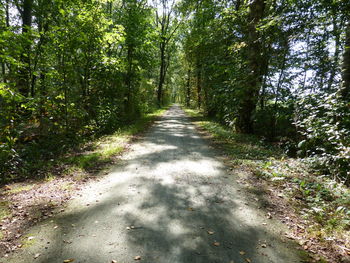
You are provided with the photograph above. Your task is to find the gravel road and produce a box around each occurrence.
[3,105,304,263]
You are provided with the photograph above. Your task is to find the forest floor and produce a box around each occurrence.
[0,105,348,263]
[0,105,307,263]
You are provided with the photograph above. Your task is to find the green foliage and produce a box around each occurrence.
[177,0,350,182]
[0,0,168,183]
[259,157,350,238]
[184,108,282,162]
[295,92,350,183]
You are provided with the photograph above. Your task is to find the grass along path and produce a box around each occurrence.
[0,107,168,257]
[184,107,350,263]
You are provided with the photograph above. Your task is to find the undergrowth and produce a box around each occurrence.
[1,108,167,185]
[1,106,167,185]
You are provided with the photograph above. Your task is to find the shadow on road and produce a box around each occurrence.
[10,105,302,263]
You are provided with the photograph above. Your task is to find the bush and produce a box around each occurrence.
[295,92,350,183]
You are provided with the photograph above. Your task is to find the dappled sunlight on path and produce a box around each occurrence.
[3,105,303,263]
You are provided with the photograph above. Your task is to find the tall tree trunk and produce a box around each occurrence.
[157,42,166,107]
[1,0,8,83]
[5,0,10,27]
[271,46,287,139]
[156,0,177,107]
[327,16,342,90]
[340,22,350,100]
[196,63,201,109]
[235,0,241,11]
[259,43,271,110]
[235,0,266,133]
[186,68,191,107]
[124,45,134,116]
[18,0,33,97]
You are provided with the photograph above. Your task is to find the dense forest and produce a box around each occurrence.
[1,0,350,186]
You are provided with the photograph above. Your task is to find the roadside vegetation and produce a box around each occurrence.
[185,108,350,263]
[0,108,166,256]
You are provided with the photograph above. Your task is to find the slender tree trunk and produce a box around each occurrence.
[301,28,312,90]
[259,43,271,110]
[327,16,342,90]
[1,63,5,83]
[235,0,266,133]
[186,68,191,107]
[157,42,166,107]
[340,22,350,100]
[156,0,177,108]
[271,47,287,139]
[196,63,201,109]
[235,0,241,11]
[60,53,68,133]
[5,0,10,27]
[18,0,33,97]
[1,0,10,83]
[124,45,134,115]
[260,75,266,110]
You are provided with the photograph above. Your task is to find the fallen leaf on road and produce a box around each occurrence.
[28,236,35,240]
[34,253,41,259]
[245,258,251,263]
[239,251,246,255]
[213,242,220,246]
[187,207,194,211]
[111,260,117,263]
[134,256,141,260]
[284,233,295,239]
[63,259,75,263]
[261,244,267,248]
[207,231,215,235]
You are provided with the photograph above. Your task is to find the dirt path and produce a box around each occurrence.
[2,105,304,263]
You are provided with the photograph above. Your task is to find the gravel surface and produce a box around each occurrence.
[2,105,304,263]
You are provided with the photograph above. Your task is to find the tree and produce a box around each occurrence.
[340,21,350,100]
[235,0,266,133]
[155,0,179,107]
